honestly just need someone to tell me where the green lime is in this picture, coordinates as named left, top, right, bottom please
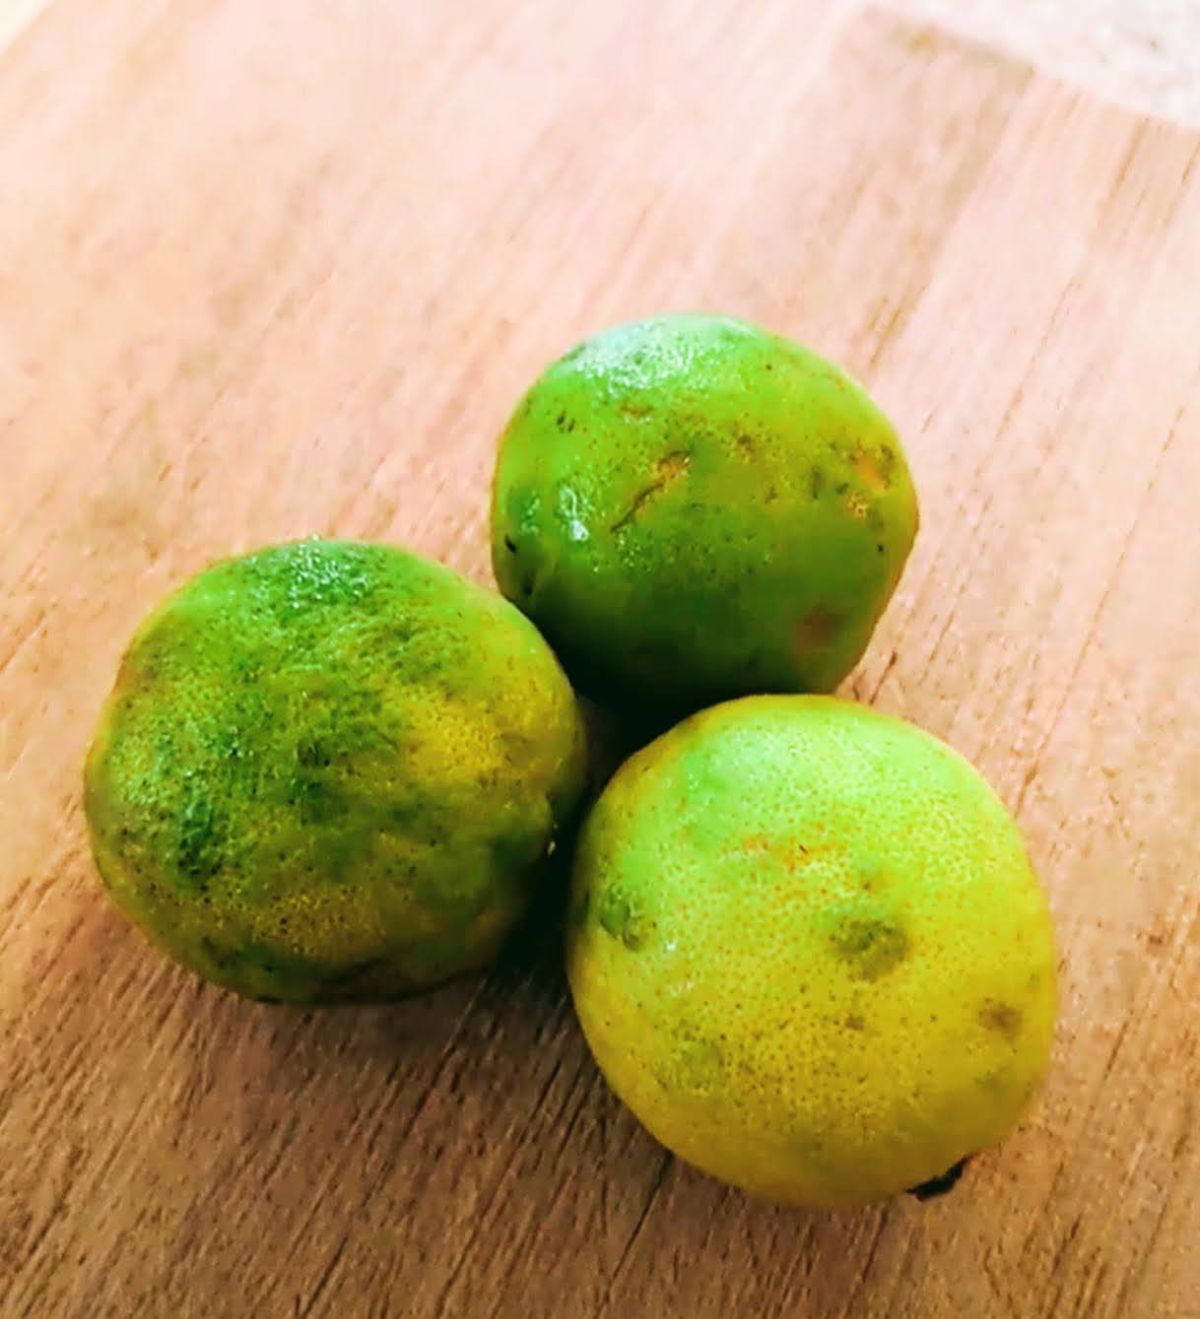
left=85, top=539, right=586, bottom=1002
left=492, top=313, right=918, bottom=713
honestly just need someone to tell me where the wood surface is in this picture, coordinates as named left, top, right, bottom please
left=2, top=3, right=1199, bottom=1316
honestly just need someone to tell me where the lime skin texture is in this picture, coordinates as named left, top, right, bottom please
left=567, top=695, right=1057, bottom=1209
left=84, top=539, right=587, bottom=1003
left=491, top=313, right=919, bottom=714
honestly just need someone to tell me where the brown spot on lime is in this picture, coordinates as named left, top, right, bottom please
left=610, top=450, right=691, bottom=534
left=852, top=446, right=892, bottom=490
left=736, top=434, right=756, bottom=458
left=978, top=999, right=1024, bottom=1039
left=809, top=466, right=825, bottom=499
left=656, top=449, right=691, bottom=483
left=829, top=917, right=909, bottom=980
left=845, top=493, right=870, bottom=520
left=844, top=1014, right=865, bottom=1031
left=503, top=535, right=517, bottom=554
left=795, top=606, right=838, bottom=652
left=620, top=398, right=652, bottom=419
left=780, top=839, right=812, bottom=870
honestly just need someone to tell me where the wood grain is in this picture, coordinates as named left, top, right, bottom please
left=2, top=3, right=1198, bottom=1316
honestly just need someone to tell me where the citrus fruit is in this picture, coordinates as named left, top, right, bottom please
left=491, top=313, right=918, bottom=713
left=84, top=539, right=586, bottom=1002
left=566, top=695, right=1057, bottom=1207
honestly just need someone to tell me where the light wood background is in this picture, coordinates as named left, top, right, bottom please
left=2, top=3, right=1199, bottom=1316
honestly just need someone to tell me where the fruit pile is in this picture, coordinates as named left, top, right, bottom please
left=84, top=313, right=1057, bottom=1209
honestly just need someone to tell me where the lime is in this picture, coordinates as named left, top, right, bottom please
left=85, top=539, right=586, bottom=1002
left=492, top=313, right=918, bottom=713
left=567, top=695, right=1057, bottom=1207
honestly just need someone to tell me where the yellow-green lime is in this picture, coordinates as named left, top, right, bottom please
left=85, top=539, right=586, bottom=1003
left=567, top=695, right=1057, bottom=1207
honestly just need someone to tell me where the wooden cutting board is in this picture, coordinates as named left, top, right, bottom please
left=2, top=3, right=1198, bottom=1315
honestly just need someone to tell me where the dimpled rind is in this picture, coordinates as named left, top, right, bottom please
left=566, top=696, right=1058, bottom=1208
left=491, top=313, right=919, bottom=712
left=84, top=539, right=587, bottom=1003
